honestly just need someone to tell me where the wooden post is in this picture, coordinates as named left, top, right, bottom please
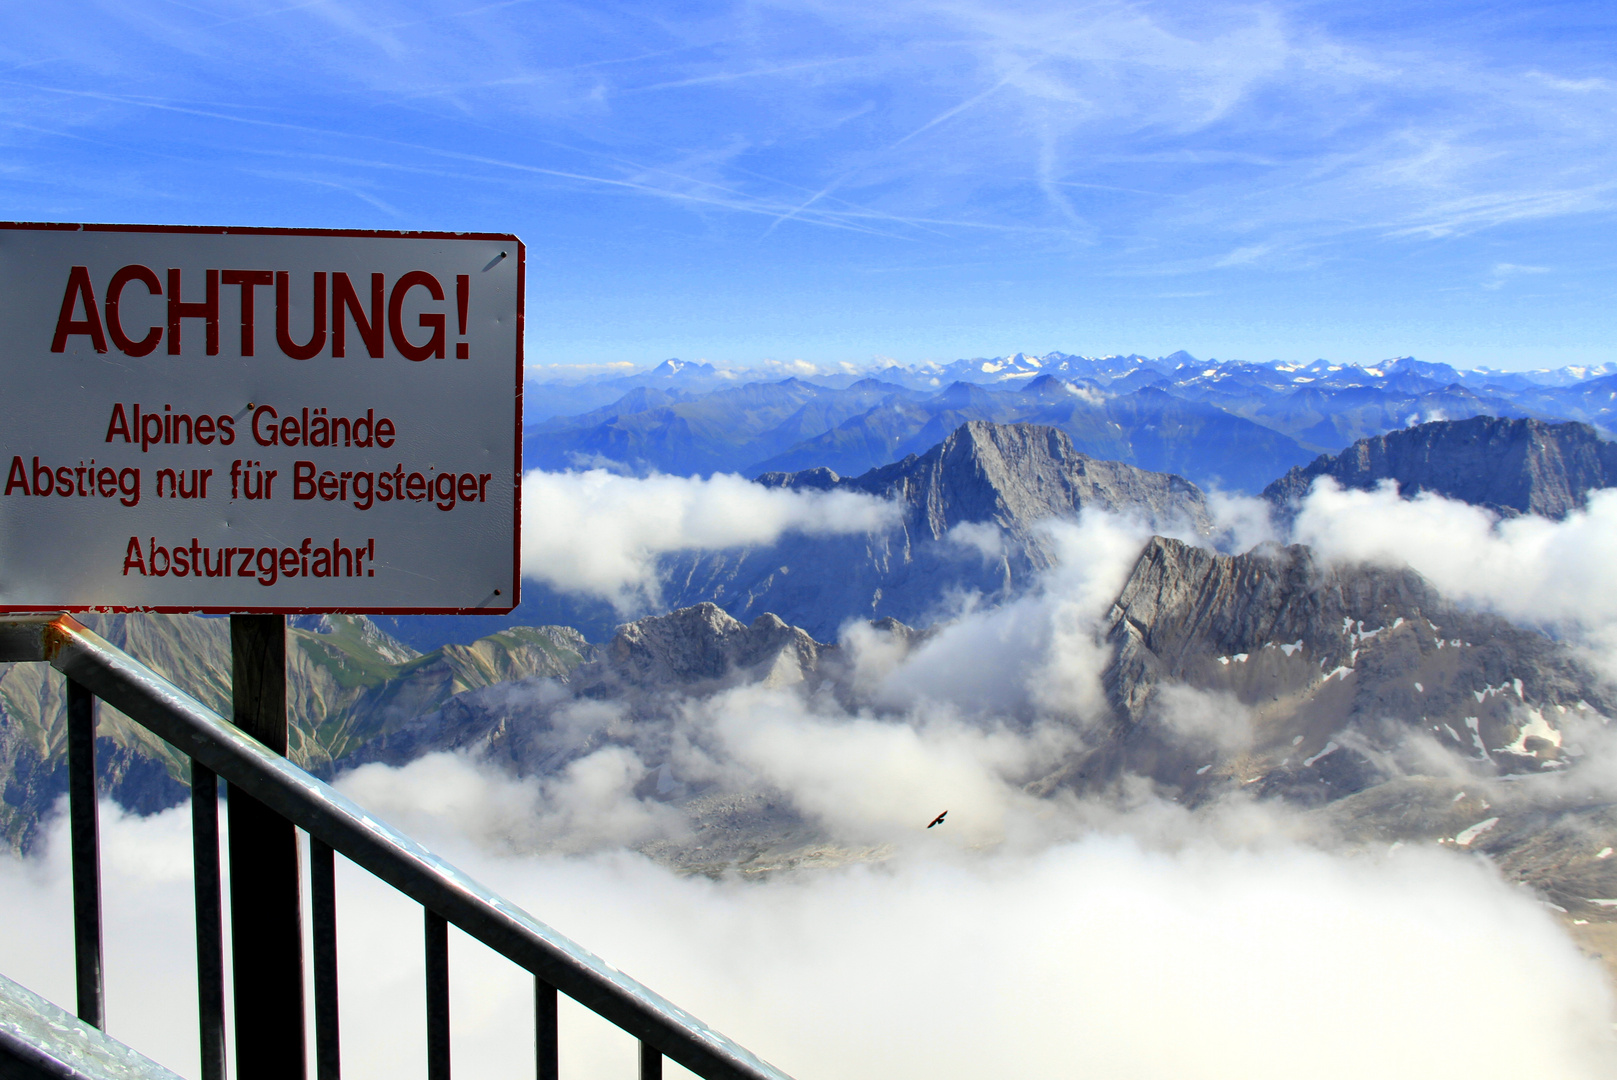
left=227, top=614, right=306, bottom=1080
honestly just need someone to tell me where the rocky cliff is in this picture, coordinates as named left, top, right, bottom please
left=1078, top=534, right=1617, bottom=930
left=1086, top=536, right=1611, bottom=804
left=344, top=603, right=841, bottom=772
left=760, top=419, right=1213, bottom=538
left=584, top=604, right=828, bottom=694
left=653, top=421, right=1214, bottom=639
left=1262, top=415, right=1617, bottom=518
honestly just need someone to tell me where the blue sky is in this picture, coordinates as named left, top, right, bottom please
left=3, top=0, right=1614, bottom=370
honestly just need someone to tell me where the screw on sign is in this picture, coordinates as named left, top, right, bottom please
left=0, top=223, right=523, bottom=615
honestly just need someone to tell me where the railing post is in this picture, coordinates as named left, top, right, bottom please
left=66, top=678, right=104, bottom=1030
left=534, top=978, right=558, bottom=1080
left=226, top=614, right=306, bottom=1080
left=425, top=910, right=450, bottom=1080
left=191, top=762, right=227, bottom=1080
left=34, top=615, right=799, bottom=1080
left=311, top=838, right=341, bottom=1080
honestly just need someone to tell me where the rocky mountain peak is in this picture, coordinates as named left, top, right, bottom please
left=1263, top=415, right=1617, bottom=518
left=791, top=420, right=1214, bottom=542
left=1090, top=535, right=1609, bottom=807
left=584, top=603, right=829, bottom=692
left=288, top=613, right=420, bottom=664
left=677, top=422, right=1218, bottom=637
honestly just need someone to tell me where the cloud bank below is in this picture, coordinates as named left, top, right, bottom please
left=520, top=468, right=901, bottom=611
left=2, top=796, right=1613, bottom=1080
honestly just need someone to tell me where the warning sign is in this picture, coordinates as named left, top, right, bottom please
left=0, top=223, right=522, bottom=614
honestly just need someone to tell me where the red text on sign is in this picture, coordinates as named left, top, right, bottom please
left=51, top=267, right=471, bottom=361
left=121, top=536, right=377, bottom=586
left=6, top=457, right=140, bottom=506
left=292, top=462, right=491, bottom=511
left=105, top=404, right=236, bottom=451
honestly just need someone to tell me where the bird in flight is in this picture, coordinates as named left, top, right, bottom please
left=927, top=810, right=947, bottom=829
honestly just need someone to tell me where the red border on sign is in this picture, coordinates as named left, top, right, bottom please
left=0, top=221, right=525, bottom=618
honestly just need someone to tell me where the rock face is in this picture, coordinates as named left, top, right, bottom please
left=579, top=604, right=829, bottom=695
left=761, top=419, right=1212, bottom=536
left=656, top=421, right=1214, bottom=639
left=317, top=603, right=845, bottom=775
left=1088, top=536, right=1611, bottom=804
left=1262, top=415, right=1617, bottom=518
left=331, top=602, right=862, bottom=874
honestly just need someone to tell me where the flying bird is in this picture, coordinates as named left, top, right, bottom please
left=927, top=810, right=947, bottom=829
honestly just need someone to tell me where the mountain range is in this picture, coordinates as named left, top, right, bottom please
left=1264, top=415, right=1617, bottom=519
left=6, top=404, right=1617, bottom=970
left=524, top=353, right=1617, bottom=493
left=274, top=550, right=1617, bottom=927
left=393, top=412, right=1617, bottom=649
left=527, top=374, right=1318, bottom=493
left=527, top=352, right=1617, bottom=421
left=659, top=420, right=1212, bottom=640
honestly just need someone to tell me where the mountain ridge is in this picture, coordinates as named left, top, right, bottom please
left=654, top=420, right=1215, bottom=639
left=1263, top=415, right=1617, bottom=518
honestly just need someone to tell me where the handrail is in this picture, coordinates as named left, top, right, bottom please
left=0, top=970, right=184, bottom=1080
left=0, top=614, right=793, bottom=1080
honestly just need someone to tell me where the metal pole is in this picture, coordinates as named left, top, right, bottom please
left=311, top=838, right=341, bottom=1080
left=425, top=910, right=450, bottom=1080
left=227, top=614, right=306, bottom=1080
left=191, top=762, right=227, bottom=1080
left=534, top=978, right=558, bottom=1080
left=640, top=1042, right=663, bottom=1080
left=66, top=678, right=104, bottom=1030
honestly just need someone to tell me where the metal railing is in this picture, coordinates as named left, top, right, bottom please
left=0, top=614, right=794, bottom=1080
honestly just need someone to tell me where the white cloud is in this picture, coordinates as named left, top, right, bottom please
left=1291, top=480, right=1617, bottom=673
left=335, top=747, right=684, bottom=856
left=689, top=682, right=1068, bottom=848
left=1205, top=489, right=1280, bottom=552
left=1484, top=262, right=1551, bottom=289
left=1152, top=682, right=1257, bottom=752
left=521, top=469, right=902, bottom=611
left=15, top=468, right=1617, bottom=1080
left=870, top=512, right=1151, bottom=722
left=3, top=797, right=1613, bottom=1080
left=944, top=520, right=1007, bottom=562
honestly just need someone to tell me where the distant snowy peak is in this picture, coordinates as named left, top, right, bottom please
left=525, top=352, right=1617, bottom=440
left=648, top=358, right=717, bottom=378
left=1501, top=362, right=1617, bottom=387
left=534, top=353, right=1615, bottom=394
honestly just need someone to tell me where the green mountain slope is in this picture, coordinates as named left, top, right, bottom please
left=0, top=614, right=589, bottom=851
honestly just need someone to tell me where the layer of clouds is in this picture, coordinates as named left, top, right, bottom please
left=2, top=795, right=1613, bottom=1080
left=683, top=684, right=1069, bottom=849
left=877, top=512, right=1152, bottom=721
left=339, top=742, right=685, bottom=857
left=1292, top=480, right=1617, bottom=675
left=420, top=511, right=1156, bottom=863
left=9, top=479, right=1617, bottom=1079
left=521, top=469, right=901, bottom=611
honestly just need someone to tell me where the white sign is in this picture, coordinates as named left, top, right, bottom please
left=0, top=223, right=522, bottom=614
